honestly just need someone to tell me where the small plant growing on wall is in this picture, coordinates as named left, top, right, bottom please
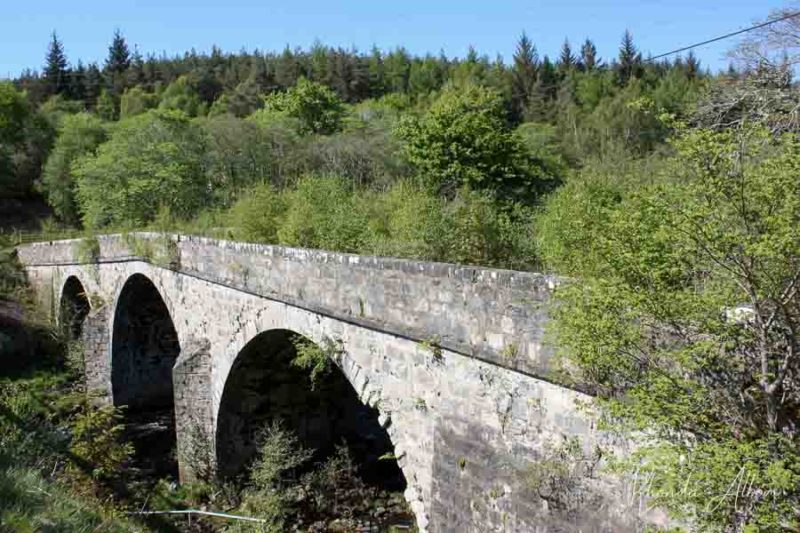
left=525, top=436, right=602, bottom=512
left=74, top=235, right=100, bottom=264
left=123, top=232, right=154, bottom=261
left=291, top=335, right=343, bottom=387
left=414, top=397, right=428, bottom=411
left=501, top=343, right=519, bottom=365
left=419, top=335, right=443, bottom=365
left=153, top=234, right=181, bottom=270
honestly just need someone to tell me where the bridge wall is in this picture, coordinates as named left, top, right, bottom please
left=17, top=235, right=645, bottom=532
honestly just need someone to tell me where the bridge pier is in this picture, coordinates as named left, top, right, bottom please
left=82, top=304, right=113, bottom=401
left=172, top=337, right=215, bottom=482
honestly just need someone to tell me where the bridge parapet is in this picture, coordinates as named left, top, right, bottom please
left=18, top=233, right=562, bottom=380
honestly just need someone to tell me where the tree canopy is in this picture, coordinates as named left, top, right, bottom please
left=74, top=110, right=209, bottom=227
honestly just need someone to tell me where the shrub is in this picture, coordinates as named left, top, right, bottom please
left=119, top=86, right=158, bottom=119
left=277, top=174, right=369, bottom=252
left=396, top=83, right=546, bottom=200
left=442, top=188, right=537, bottom=269
left=262, top=77, right=344, bottom=135
left=41, top=113, right=107, bottom=225
left=364, top=180, right=448, bottom=260
left=226, top=182, right=287, bottom=243
left=541, top=126, right=800, bottom=530
left=74, top=109, right=211, bottom=228
left=305, top=123, right=410, bottom=189
left=158, top=75, right=204, bottom=117
left=67, top=402, right=133, bottom=482
left=237, top=422, right=313, bottom=531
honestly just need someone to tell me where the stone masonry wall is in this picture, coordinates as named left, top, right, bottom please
left=173, top=337, right=214, bottom=483
left=17, top=233, right=561, bottom=380
left=82, top=304, right=112, bottom=400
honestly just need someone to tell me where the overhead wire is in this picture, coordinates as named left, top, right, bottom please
left=645, top=10, right=800, bottom=62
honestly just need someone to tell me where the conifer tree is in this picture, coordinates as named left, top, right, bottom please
left=367, top=46, right=387, bottom=96
left=69, top=60, right=87, bottom=102
left=105, top=29, right=131, bottom=75
left=617, top=29, right=641, bottom=85
left=126, top=47, right=145, bottom=87
left=44, top=31, right=69, bottom=96
left=384, top=47, right=411, bottom=93
left=511, top=32, right=539, bottom=122
left=558, top=38, right=576, bottom=71
left=580, top=39, right=598, bottom=70
left=275, top=46, right=301, bottom=89
left=84, top=63, right=102, bottom=109
left=686, top=50, right=700, bottom=80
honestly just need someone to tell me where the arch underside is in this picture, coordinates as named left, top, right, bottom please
left=216, top=328, right=406, bottom=492
left=59, top=275, right=90, bottom=340
left=111, top=273, right=180, bottom=477
left=111, top=273, right=180, bottom=410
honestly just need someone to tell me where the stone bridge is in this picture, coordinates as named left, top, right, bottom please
left=17, top=233, right=640, bottom=532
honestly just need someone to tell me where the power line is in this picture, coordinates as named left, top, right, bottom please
left=646, top=10, right=800, bottom=62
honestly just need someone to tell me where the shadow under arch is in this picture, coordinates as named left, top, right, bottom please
left=111, top=272, right=180, bottom=477
left=59, top=276, right=90, bottom=340
left=216, top=328, right=406, bottom=492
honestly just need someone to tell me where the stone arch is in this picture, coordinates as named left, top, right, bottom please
left=111, top=272, right=181, bottom=477
left=215, top=328, right=407, bottom=494
left=111, top=273, right=181, bottom=409
left=59, top=275, right=90, bottom=340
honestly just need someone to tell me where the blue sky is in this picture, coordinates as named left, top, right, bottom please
left=0, top=0, right=789, bottom=78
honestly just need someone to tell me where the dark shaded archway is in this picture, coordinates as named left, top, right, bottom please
left=216, top=329, right=406, bottom=493
left=59, top=276, right=90, bottom=340
left=112, top=273, right=180, bottom=477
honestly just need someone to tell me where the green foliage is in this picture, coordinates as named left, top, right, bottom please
left=396, top=83, right=551, bottom=200
left=0, top=355, right=137, bottom=530
left=0, top=82, right=30, bottom=145
left=67, top=402, right=133, bottom=482
left=0, top=244, right=27, bottom=302
left=291, top=336, right=339, bottom=386
left=74, top=234, right=100, bottom=263
left=41, top=112, right=107, bottom=224
left=0, top=459, right=136, bottom=532
left=540, top=126, right=800, bottom=530
left=225, top=176, right=538, bottom=269
left=277, top=174, right=369, bottom=252
left=204, top=112, right=302, bottom=202
left=119, top=86, right=158, bottom=119
left=248, top=422, right=313, bottom=490
left=74, top=109, right=210, bottom=228
left=307, top=125, right=410, bottom=189
left=0, top=82, right=36, bottom=197
left=365, top=180, right=448, bottom=260
left=226, top=182, right=287, bottom=243
left=262, top=77, right=344, bottom=135
left=95, top=89, right=117, bottom=121
left=237, top=422, right=313, bottom=531
left=159, top=75, right=204, bottom=117
left=441, top=188, right=537, bottom=269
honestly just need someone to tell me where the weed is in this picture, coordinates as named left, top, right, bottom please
left=419, top=335, right=443, bottom=365
left=291, top=335, right=342, bottom=388
left=74, top=235, right=100, bottom=264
